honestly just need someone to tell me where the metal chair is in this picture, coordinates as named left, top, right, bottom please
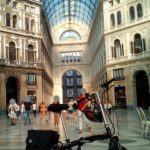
left=136, top=107, right=145, bottom=135
left=138, top=107, right=150, bottom=137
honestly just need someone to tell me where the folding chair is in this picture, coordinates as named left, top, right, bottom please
left=138, top=107, right=150, bottom=137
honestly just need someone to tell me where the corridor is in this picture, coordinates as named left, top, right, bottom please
left=0, top=109, right=149, bottom=150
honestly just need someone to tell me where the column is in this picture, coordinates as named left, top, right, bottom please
left=3, top=36, right=6, bottom=59
left=19, top=38, right=22, bottom=61
left=0, top=35, right=1, bottom=58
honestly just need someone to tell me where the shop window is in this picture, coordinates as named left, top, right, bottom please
left=113, top=68, right=124, bottom=79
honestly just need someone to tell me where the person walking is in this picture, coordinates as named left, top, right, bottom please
left=20, top=101, right=25, bottom=120
left=8, top=98, right=17, bottom=125
left=24, top=96, right=32, bottom=125
left=40, top=101, right=47, bottom=122
left=52, top=96, right=61, bottom=127
left=77, top=89, right=92, bottom=134
left=32, top=101, right=37, bottom=117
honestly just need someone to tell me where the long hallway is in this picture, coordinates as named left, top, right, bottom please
left=0, top=109, right=149, bottom=150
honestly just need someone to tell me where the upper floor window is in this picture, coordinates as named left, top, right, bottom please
left=25, top=18, right=29, bottom=31
left=137, top=3, right=143, bottom=18
left=13, top=1, right=17, bottom=8
left=117, top=11, right=121, bottom=25
left=27, top=44, right=35, bottom=62
left=27, top=73, right=36, bottom=85
left=31, top=19, right=35, bottom=32
left=109, top=0, right=113, bottom=6
left=60, top=51, right=82, bottom=63
left=131, top=34, right=146, bottom=54
left=112, top=39, right=124, bottom=58
left=66, top=70, right=73, bottom=76
left=129, top=6, right=135, bottom=20
left=9, top=42, right=16, bottom=60
left=134, top=34, right=142, bottom=54
left=60, top=30, right=81, bottom=42
left=6, top=13, right=11, bottom=27
left=67, top=78, right=73, bottom=86
left=116, top=0, right=120, bottom=3
left=113, top=68, right=124, bottom=80
left=6, top=0, right=11, bottom=5
left=13, top=15, right=17, bottom=28
left=67, top=89, right=74, bottom=97
left=77, top=78, right=82, bottom=86
left=110, top=13, right=115, bottom=26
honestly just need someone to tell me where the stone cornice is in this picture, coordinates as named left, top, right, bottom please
left=0, top=27, right=41, bottom=40
left=104, top=19, right=150, bottom=35
left=16, top=0, right=42, bottom=6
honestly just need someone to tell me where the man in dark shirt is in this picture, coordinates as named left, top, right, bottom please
left=24, top=96, right=32, bottom=125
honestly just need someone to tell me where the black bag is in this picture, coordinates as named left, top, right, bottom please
left=26, top=130, right=59, bottom=150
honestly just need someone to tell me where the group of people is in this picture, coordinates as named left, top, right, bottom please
left=7, top=96, right=49, bottom=126
left=7, top=96, right=35, bottom=125
left=7, top=90, right=113, bottom=135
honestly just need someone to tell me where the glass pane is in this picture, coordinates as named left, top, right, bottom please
left=43, top=0, right=98, bottom=30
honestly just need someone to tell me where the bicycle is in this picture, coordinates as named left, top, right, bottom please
left=55, top=92, right=127, bottom=150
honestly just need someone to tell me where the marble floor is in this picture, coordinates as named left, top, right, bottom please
left=0, top=108, right=150, bottom=150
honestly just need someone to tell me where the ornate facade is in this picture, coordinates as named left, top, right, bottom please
left=91, top=0, right=150, bottom=108
left=0, top=0, right=53, bottom=111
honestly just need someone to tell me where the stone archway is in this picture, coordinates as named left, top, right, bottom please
left=135, top=71, right=150, bottom=109
left=6, top=76, right=19, bottom=105
left=62, top=69, right=83, bottom=103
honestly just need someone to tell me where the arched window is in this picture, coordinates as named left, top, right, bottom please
left=114, top=39, right=121, bottom=58
left=110, top=14, right=115, bottom=26
left=13, top=15, right=17, bottom=28
left=31, top=19, right=35, bottom=32
left=116, top=0, right=120, bottom=3
left=137, top=3, right=143, bottom=18
left=6, top=0, right=11, bottom=5
left=134, top=34, right=142, bottom=54
left=6, top=13, right=11, bottom=27
left=117, top=11, right=122, bottom=25
left=9, top=42, right=16, bottom=60
left=25, top=18, right=29, bottom=31
left=28, top=45, right=35, bottom=62
left=60, top=30, right=81, bottom=41
left=129, top=6, right=135, bottom=20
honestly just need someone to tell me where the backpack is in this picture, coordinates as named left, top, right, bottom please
left=26, top=130, right=59, bottom=150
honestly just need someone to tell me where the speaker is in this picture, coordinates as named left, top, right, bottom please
left=26, top=130, right=59, bottom=150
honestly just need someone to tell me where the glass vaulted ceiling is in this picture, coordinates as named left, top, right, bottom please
left=43, top=0, right=98, bottom=43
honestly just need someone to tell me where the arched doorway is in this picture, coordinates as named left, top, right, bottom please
left=135, top=71, right=150, bottom=109
left=62, top=69, right=83, bottom=103
left=6, top=77, right=18, bottom=105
